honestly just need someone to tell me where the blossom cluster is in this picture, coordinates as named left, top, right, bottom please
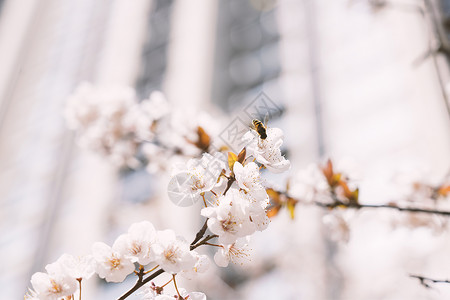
left=26, top=221, right=208, bottom=300
left=60, top=84, right=450, bottom=298
left=168, top=125, right=291, bottom=267
left=34, top=86, right=294, bottom=299
left=65, top=83, right=221, bottom=170
left=26, top=118, right=292, bottom=299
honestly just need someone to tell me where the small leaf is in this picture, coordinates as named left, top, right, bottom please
left=237, top=147, right=246, bottom=164
left=339, top=180, right=359, bottom=205
left=322, top=159, right=340, bottom=187
left=321, top=159, right=333, bottom=183
left=286, top=197, right=298, bottom=219
left=196, top=126, right=210, bottom=151
left=266, top=188, right=282, bottom=205
left=228, top=152, right=238, bottom=171
left=438, top=185, right=450, bottom=197
left=266, top=205, right=282, bottom=218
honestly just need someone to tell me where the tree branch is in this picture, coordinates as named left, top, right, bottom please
left=191, top=234, right=218, bottom=251
left=410, top=274, right=450, bottom=288
left=315, top=201, right=450, bottom=216
left=190, top=219, right=209, bottom=247
left=223, top=176, right=235, bottom=196
left=118, top=268, right=165, bottom=300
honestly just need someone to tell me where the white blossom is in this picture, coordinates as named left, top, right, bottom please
left=154, top=109, right=220, bottom=157
left=243, top=127, right=290, bottom=173
left=124, top=91, right=170, bottom=141
left=140, top=284, right=158, bottom=300
left=168, top=152, right=226, bottom=205
left=214, top=238, right=250, bottom=267
left=234, top=162, right=263, bottom=191
left=30, top=271, right=77, bottom=300
left=155, top=229, right=197, bottom=274
left=185, top=292, right=207, bottom=300
left=289, top=163, right=330, bottom=203
left=201, top=189, right=255, bottom=244
left=180, top=254, right=210, bottom=279
left=238, top=189, right=270, bottom=231
left=144, top=91, right=171, bottom=120
left=186, top=152, right=226, bottom=192
left=91, top=242, right=135, bottom=282
left=64, top=83, right=139, bottom=167
left=47, top=253, right=95, bottom=281
left=249, top=202, right=271, bottom=231
left=113, top=221, right=159, bottom=266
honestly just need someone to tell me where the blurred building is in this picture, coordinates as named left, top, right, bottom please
left=0, top=0, right=449, bottom=299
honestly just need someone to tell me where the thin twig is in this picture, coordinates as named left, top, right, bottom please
left=190, top=219, right=209, bottom=246
left=410, top=274, right=450, bottom=288
left=172, top=274, right=184, bottom=299
left=223, top=176, right=235, bottom=196
left=117, top=268, right=164, bottom=300
left=77, top=279, right=82, bottom=300
left=315, top=201, right=450, bottom=216
left=191, top=234, right=219, bottom=251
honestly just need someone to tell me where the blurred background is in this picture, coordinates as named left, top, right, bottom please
left=0, top=0, right=450, bottom=299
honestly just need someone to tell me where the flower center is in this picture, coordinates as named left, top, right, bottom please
left=130, top=242, right=142, bottom=255
left=164, top=247, right=177, bottom=263
left=191, top=175, right=205, bottom=191
left=49, top=279, right=62, bottom=294
left=109, top=256, right=121, bottom=269
left=221, top=215, right=237, bottom=233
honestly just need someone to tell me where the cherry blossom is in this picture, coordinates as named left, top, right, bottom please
left=201, top=189, right=256, bottom=244
left=113, top=221, right=159, bottom=266
left=289, top=163, right=330, bottom=204
left=154, top=229, right=197, bottom=274
left=64, top=82, right=139, bottom=167
left=248, top=202, right=271, bottom=231
left=47, top=253, right=95, bottom=281
left=169, top=152, right=226, bottom=204
left=233, top=162, right=263, bottom=191
left=180, top=254, right=210, bottom=279
left=242, top=127, right=290, bottom=173
left=214, top=238, right=251, bottom=268
left=91, top=242, right=135, bottom=283
left=124, top=91, right=170, bottom=141
left=30, top=270, right=77, bottom=300
left=42, top=86, right=301, bottom=298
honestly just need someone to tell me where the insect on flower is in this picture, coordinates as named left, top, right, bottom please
left=251, top=115, right=269, bottom=140
left=251, top=119, right=267, bottom=139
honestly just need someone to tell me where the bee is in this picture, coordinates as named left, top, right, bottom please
left=252, top=118, right=267, bottom=139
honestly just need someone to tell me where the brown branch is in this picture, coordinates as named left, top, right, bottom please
left=223, top=176, right=235, bottom=196
left=410, top=274, right=450, bottom=288
left=315, top=201, right=450, bottom=216
left=118, top=268, right=165, bottom=300
left=190, top=219, right=209, bottom=246
left=191, top=234, right=218, bottom=251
